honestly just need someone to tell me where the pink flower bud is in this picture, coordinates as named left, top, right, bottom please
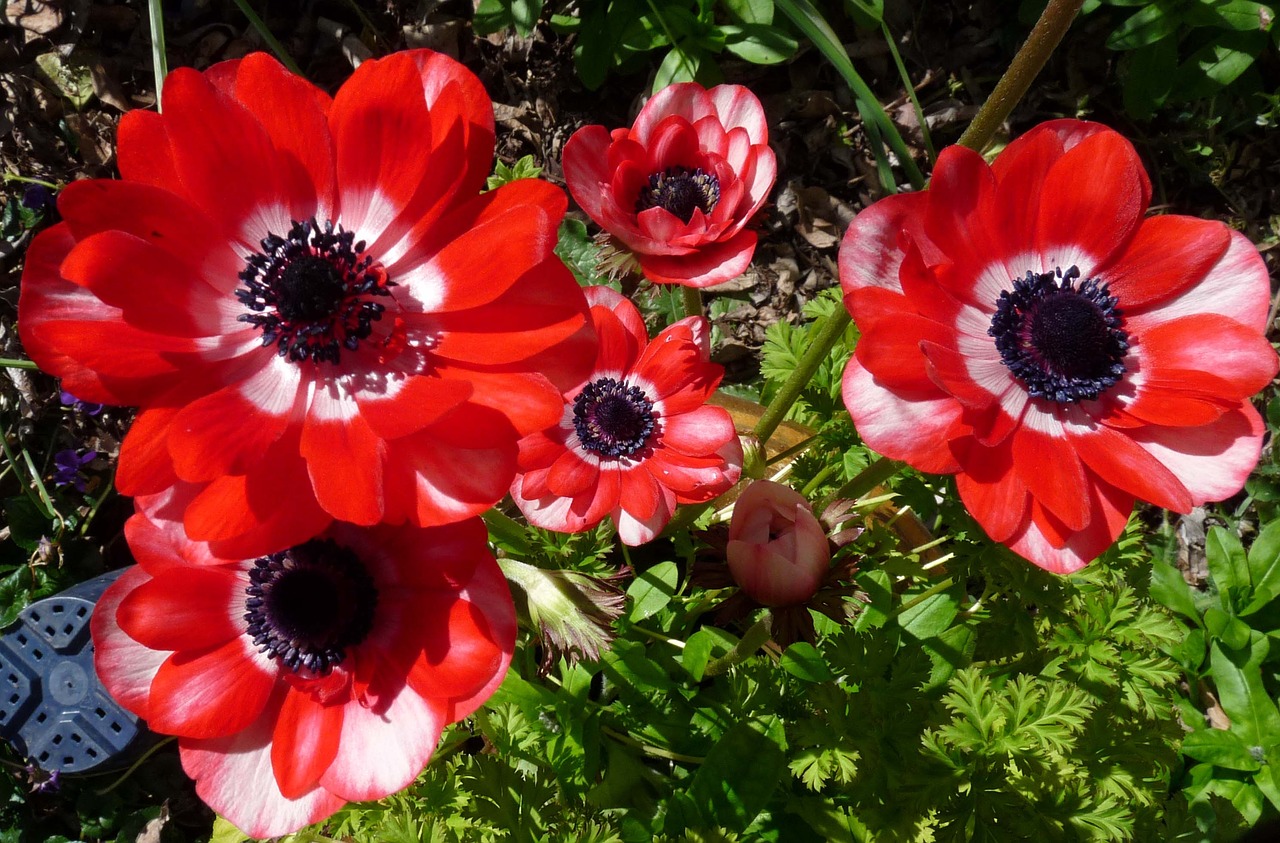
left=726, top=480, right=831, bottom=607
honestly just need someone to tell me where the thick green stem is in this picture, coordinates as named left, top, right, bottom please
left=703, top=615, right=772, bottom=677
left=0, top=358, right=37, bottom=370
left=753, top=309, right=850, bottom=447
left=821, top=455, right=902, bottom=511
left=681, top=285, right=704, bottom=320
left=956, top=0, right=1085, bottom=153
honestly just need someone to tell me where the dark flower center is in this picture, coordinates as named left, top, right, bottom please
left=988, top=265, right=1130, bottom=403
left=573, top=377, right=656, bottom=458
left=236, top=218, right=394, bottom=365
left=636, top=166, right=721, bottom=223
left=244, top=539, right=378, bottom=675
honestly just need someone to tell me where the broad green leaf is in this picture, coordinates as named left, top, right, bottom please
left=573, top=4, right=611, bottom=89
left=690, top=716, right=786, bottom=831
left=1185, top=0, right=1276, bottom=30
left=3, top=496, right=48, bottom=552
left=627, top=561, right=679, bottom=621
left=1181, top=729, right=1263, bottom=771
left=1205, top=606, right=1252, bottom=650
left=210, top=816, right=252, bottom=843
left=1243, top=518, right=1280, bottom=614
left=1175, top=36, right=1261, bottom=97
left=921, top=624, right=976, bottom=692
left=781, top=642, right=835, bottom=683
left=854, top=569, right=892, bottom=630
left=1121, top=36, right=1178, bottom=117
left=1209, top=638, right=1280, bottom=748
left=682, top=628, right=718, bottom=681
left=1207, top=526, right=1250, bottom=610
left=34, top=52, right=95, bottom=109
left=722, top=0, right=773, bottom=25
left=555, top=218, right=606, bottom=286
left=1107, top=2, right=1186, bottom=50
left=653, top=45, right=703, bottom=92
left=1150, top=560, right=1203, bottom=624
left=898, top=591, right=958, bottom=640
left=603, top=639, right=676, bottom=691
left=723, top=24, right=799, bottom=64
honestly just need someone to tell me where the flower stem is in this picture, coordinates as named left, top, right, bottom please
left=601, top=725, right=704, bottom=764
left=483, top=507, right=532, bottom=556
left=681, top=285, right=704, bottom=320
left=821, top=455, right=903, bottom=511
left=1, top=174, right=59, bottom=190
left=753, top=308, right=851, bottom=447
left=702, top=615, right=772, bottom=677
left=0, top=358, right=37, bottom=370
left=956, top=0, right=1085, bottom=153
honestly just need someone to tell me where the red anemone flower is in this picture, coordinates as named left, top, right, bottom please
left=562, top=82, right=776, bottom=287
left=92, top=487, right=514, bottom=838
left=840, top=119, right=1277, bottom=574
left=19, top=50, right=594, bottom=558
left=510, top=286, right=742, bottom=544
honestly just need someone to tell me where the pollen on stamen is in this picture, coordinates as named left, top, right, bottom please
left=236, top=218, right=395, bottom=365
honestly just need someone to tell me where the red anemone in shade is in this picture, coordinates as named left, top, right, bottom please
left=92, top=486, right=515, bottom=838
left=19, top=50, right=594, bottom=558
left=840, top=119, right=1277, bottom=574
left=562, top=82, right=776, bottom=287
left=510, top=286, right=743, bottom=545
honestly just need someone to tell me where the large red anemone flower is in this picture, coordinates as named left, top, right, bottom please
left=510, top=286, right=743, bottom=544
left=92, top=488, right=514, bottom=838
left=19, top=50, right=594, bottom=558
left=562, top=82, right=776, bottom=287
left=839, top=119, right=1277, bottom=574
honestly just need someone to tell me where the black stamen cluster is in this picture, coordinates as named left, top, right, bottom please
left=636, top=167, right=721, bottom=223
left=573, top=377, right=657, bottom=458
left=243, top=539, right=378, bottom=675
left=236, top=218, right=394, bottom=365
left=989, top=265, right=1130, bottom=404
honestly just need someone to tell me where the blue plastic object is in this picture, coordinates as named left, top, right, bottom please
left=0, top=568, right=146, bottom=773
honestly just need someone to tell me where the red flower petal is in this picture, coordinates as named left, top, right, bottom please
left=1035, top=130, right=1150, bottom=271
left=636, top=228, right=757, bottom=287
left=1128, top=404, right=1266, bottom=505
left=91, top=566, right=168, bottom=721
left=953, top=439, right=1030, bottom=543
left=116, top=566, right=243, bottom=652
left=1067, top=421, right=1193, bottom=513
left=1008, top=477, right=1133, bottom=575
left=301, top=393, right=387, bottom=526
left=317, top=686, right=444, bottom=802
left=180, top=700, right=347, bottom=839
left=661, top=404, right=738, bottom=457
left=270, top=689, right=343, bottom=800
left=1098, top=215, right=1230, bottom=309
left=842, top=358, right=964, bottom=474
left=147, top=637, right=276, bottom=738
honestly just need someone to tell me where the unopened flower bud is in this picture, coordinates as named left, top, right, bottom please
left=726, top=480, right=830, bottom=607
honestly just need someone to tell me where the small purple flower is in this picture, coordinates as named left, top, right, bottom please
left=24, top=763, right=59, bottom=794
left=53, top=449, right=96, bottom=492
left=59, top=390, right=104, bottom=416
left=20, top=185, right=54, bottom=215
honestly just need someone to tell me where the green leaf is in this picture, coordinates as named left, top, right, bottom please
left=574, top=4, right=611, bottom=89
left=1243, top=518, right=1280, bottom=614
left=486, top=154, right=543, bottom=190
left=1107, top=2, right=1186, bottom=50
left=897, top=591, right=958, bottom=640
left=722, top=0, right=773, bottom=25
left=555, top=218, right=605, bottom=286
left=722, top=24, right=799, bottom=64
left=689, top=716, right=786, bottom=831
left=1174, top=33, right=1263, bottom=98
left=781, top=642, right=835, bottom=683
left=1205, top=606, right=1252, bottom=650
left=627, top=561, right=679, bottom=621
left=4, top=496, right=49, bottom=552
left=34, top=52, right=95, bottom=109
left=653, top=45, right=704, bottom=92
left=1209, top=639, right=1280, bottom=748
left=1150, top=559, right=1203, bottom=623
left=1121, top=36, right=1178, bottom=117
left=1185, top=0, right=1276, bottom=30
left=210, top=816, right=252, bottom=843
left=1207, top=526, right=1250, bottom=611
left=1181, top=729, right=1263, bottom=771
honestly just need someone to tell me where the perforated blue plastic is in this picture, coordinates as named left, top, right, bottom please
left=0, top=569, right=146, bottom=773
